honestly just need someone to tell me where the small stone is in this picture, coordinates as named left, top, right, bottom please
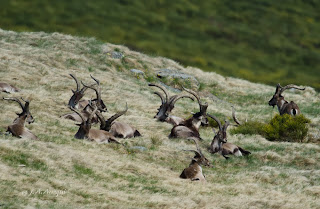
left=130, top=69, right=145, bottom=76
left=156, top=68, right=199, bottom=87
left=131, top=146, right=147, bottom=152
left=111, top=51, right=123, bottom=59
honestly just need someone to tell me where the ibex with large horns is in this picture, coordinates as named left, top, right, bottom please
left=70, top=103, right=119, bottom=144
left=68, top=74, right=107, bottom=111
left=169, top=112, right=203, bottom=141
left=95, top=103, right=141, bottom=138
left=268, top=83, right=305, bottom=116
left=207, top=114, right=250, bottom=159
left=183, top=87, right=209, bottom=126
left=3, top=97, right=38, bottom=140
left=0, top=82, right=20, bottom=94
left=62, top=75, right=106, bottom=123
left=180, top=139, right=212, bottom=181
left=148, top=83, right=194, bottom=125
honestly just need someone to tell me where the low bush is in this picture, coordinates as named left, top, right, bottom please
left=230, top=114, right=310, bottom=142
left=264, top=114, right=310, bottom=142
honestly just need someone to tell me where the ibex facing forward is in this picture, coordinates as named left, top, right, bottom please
left=3, top=97, right=37, bottom=140
left=268, top=83, right=305, bottom=116
left=180, top=139, right=212, bottom=181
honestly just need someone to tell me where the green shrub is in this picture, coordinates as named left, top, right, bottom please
left=230, top=121, right=265, bottom=136
left=264, top=114, right=310, bottom=142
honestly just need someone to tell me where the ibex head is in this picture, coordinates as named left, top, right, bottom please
left=81, top=76, right=107, bottom=112
left=68, top=74, right=89, bottom=108
left=183, top=87, right=209, bottom=126
left=3, top=97, right=34, bottom=124
left=184, top=139, right=212, bottom=167
left=149, top=83, right=194, bottom=121
left=207, top=114, right=230, bottom=153
left=268, top=83, right=305, bottom=108
left=70, top=102, right=98, bottom=139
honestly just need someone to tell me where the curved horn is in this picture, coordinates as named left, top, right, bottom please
left=183, top=149, right=201, bottom=156
left=279, top=84, right=305, bottom=95
left=170, top=95, right=194, bottom=106
left=153, top=92, right=165, bottom=104
left=106, top=102, right=128, bottom=126
left=81, top=81, right=101, bottom=102
left=87, top=102, right=98, bottom=126
left=231, top=106, right=241, bottom=126
left=70, top=106, right=85, bottom=123
left=192, top=138, right=203, bottom=156
left=3, top=97, right=24, bottom=111
left=222, top=120, right=230, bottom=133
left=90, top=74, right=100, bottom=85
left=20, top=97, right=30, bottom=113
left=148, top=83, right=169, bottom=102
left=95, top=109, right=106, bottom=130
left=70, top=74, right=80, bottom=91
left=207, top=113, right=222, bottom=131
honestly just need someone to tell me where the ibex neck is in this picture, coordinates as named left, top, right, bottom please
left=13, top=116, right=26, bottom=127
left=75, top=128, right=88, bottom=139
left=277, top=98, right=287, bottom=113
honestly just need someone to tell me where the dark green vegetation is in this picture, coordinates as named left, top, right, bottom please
left=231, top=114, right=311, bottom=142
left=1, top=0, right=319, bottom=90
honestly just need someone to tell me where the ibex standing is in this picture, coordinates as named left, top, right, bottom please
left=180, top=139, right=212, bottom=181
left=70, top=103, right=120, bottom=144
left=3, top=97, right=38, bottom=140
left=95, top=103, right=141, bottom=138
left=268, top=83, right=305, bottom=116
left=207, top=114, right=250, bottom=159
left=148, top=83, right=194, bottom=125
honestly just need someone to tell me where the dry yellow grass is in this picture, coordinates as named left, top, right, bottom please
left=0, top=28, right=319, bottom=209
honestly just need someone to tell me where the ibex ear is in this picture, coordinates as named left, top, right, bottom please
left=71, top=90, right=75, bottom=93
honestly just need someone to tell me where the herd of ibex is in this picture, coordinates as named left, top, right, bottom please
left=1, top=77, right=305, bottom=182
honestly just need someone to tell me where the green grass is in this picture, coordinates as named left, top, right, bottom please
left=0, top=0, right=319, bottom=90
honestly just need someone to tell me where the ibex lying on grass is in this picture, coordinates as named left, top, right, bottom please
left=3, top=97, right=38, bottom=140
left=95, top=103, right=141, bottom=138
left=169, top=112, right=203, bottom=140
left=268, top=83, right=305, bottom=116
left=180, top=139, right=212, bottom=181
left=62, top=75, right=106, bottom=123
left=183, top=87, right=209, bottom=126
left=207, top=114, right=250, bottom=159
left=0, top=82, right=20, bottom=93
left=70, top=103, right=119, bottom=144
left=149, top=83, right=194, bottom=125
left=68, top=74, right=107, bottom=111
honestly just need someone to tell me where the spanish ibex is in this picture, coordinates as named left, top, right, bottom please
left=268, top=83, right=305, bottom=116
left=62, top=75, right=106, bottom=123
left=207, top=114, right=250, bottom=159
left=183, top=87, right=209, bottom=126
left=0, top=82, right=20, bottom=93
left=180, top=139, right=212, bottom=181
left=148, top=83, right=194, bottom=125
left=95, top=103, right=141, bottom=138
left=3, top=97, right=38, bottom=140
left=68, top=74, right=107, bottom=111
left=169, top=112, right=203, bottom=140
left=70, top=103, right=119, bottom=144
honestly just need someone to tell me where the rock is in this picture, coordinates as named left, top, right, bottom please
left=130, top=69, right=145, bottom=76
left=156, top=68, right=199, bottom=87
left=131, top=146, right=147, bottom=152
left=107, top=51, right=123, bottom=59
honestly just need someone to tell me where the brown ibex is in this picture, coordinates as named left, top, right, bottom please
left=0, top=82, right=20, bottom=93
left=68, top=74, right=107, bottom=111
left=70, top=103, right=119, bottom=144
left=268, top=83, right=305, bottom=116
left=183, top=87, right=209, bottom=126
left=148, top=83, right=194, bottom=125
left=3, top=97, right=38, bottom=140
left=180, top=139, right=212, bottom=181
left=207, top=114, right=250, bottom=159
left=62, top=75, right=106, bottom=123
left=169, top=112, right=203, bottom=141
left=95, top=103, right=141, bottom=138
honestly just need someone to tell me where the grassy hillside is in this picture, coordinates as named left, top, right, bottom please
left=0, top=29, right=320, bottom=208
left=0, top=0, right=319, bottom=90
